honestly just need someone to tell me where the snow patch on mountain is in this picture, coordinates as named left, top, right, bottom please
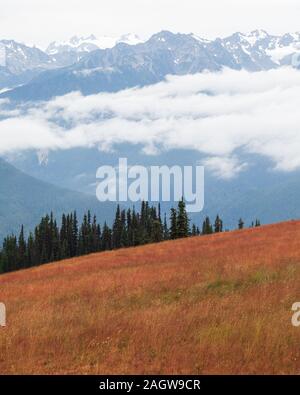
left=0, top=39, right=54, bottom=75
left=117, top=33, right=143, bottom=46
left=267, top=44, right=300, bottom=63
left=266, top=33, right=300, bottom=64
left=244, top=29, right=269, bottom=45
left=219, top=30, right=300, bottom=69
left=190, top=34, right=210, bottom=45
left=46, top=33, right=144, bottom=55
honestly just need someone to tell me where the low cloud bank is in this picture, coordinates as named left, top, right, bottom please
left=1, top=67, right=300, bottom=178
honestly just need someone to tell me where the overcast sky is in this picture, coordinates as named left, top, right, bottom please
left=1, top=0, right=300, bottom=49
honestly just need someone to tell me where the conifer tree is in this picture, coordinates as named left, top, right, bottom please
left=170, top=208, right=178, bottom=239
left=101, top=222, right=112, bottom=251
left=214, top=215, right=223, bottom=233
left=112, top=205, right=122, bottom=249
left=238, top=218, right=244, bottom=230
left=202, top=217, right=213, bottom=235
left=191, top=223, right=197, bottom=236
left=163, top=213, right=169, bottom=240
left=177, top=199, right=189, bottom=238
left=255, top=219, right=261, bottom=227
left=18, top=225, right=27, bottom=269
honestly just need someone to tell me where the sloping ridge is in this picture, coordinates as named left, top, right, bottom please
left=0, top=158, right=115, bottom=239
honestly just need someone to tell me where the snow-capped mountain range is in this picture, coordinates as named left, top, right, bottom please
left=1, top=30, right=300, bottom=101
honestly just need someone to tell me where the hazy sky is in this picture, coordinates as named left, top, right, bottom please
left=1, top=0, right=300, bottom=49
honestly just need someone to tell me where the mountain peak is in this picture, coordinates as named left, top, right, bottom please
left=151, top=30, right=178, bottom=40
left=117, top=33, right=143, bottom=46
left=249, top=29, right=269, bottom=39
left=190, top=34, right=211, bottom=44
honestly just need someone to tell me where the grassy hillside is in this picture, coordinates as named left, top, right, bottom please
left=1, top=221, right=300, bottom=374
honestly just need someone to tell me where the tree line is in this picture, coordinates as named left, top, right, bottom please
left=0, top=200, right=260, bottom=274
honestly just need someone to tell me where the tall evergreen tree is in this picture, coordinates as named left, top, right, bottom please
left=170, top=208, right=178, bottom=240
left=163, top=213, right=169, bottom=240
left=101, top=222, right=112, bottom=251
left=18, top=225, right=27, bottom=269
left=112, top=205, right=122, bottom=249
left=177, top=199, right=189, bottom=238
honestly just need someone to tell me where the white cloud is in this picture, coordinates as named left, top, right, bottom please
left=1, top=67, right=300, bottom=179
left=203, top=156, right=248, bottom=179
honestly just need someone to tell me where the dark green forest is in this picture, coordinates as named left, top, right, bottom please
left=0, top=200, right=261, bottom=274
